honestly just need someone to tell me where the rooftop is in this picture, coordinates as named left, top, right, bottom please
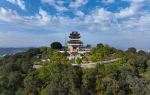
left=69, top=31, right=80, bottom=39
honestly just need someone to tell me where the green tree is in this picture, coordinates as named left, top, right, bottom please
left=51, top=42, right=62, bottom=50
left=76, top=57, right=82, bottom=64
left=24, top=71, right=42, bottom=95
left=41, top=65, right=82, bottom=95
left=0, top=75, right=8, bottom=92
left=82, top=69, right=96, bottom=95
left=20, top=62, right=32, bottom=73
left=8, top=71, right=23, bottom=90
left=96, top=43, right=104, bottom=48
left=138, top=50, right=146, bottom=55
left=127, top=47, right=137, bottom=54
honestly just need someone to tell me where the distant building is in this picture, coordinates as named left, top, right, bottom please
left=67, top=31, right=83, bottom=56
left=67, top=31, right=91, bottom=57
left=59, top=31, right=91, bottom=61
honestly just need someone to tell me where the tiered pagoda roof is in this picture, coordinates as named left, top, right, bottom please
left=69, top=31, right=80, bottom=39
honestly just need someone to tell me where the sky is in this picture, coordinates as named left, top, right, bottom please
left=0, top=0, right=150, bottom=50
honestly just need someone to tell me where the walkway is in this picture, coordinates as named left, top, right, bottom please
left=72, top=58, right=120, bottom=68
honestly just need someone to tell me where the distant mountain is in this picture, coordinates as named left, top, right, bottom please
left=0, top=48, right=29, bottom=57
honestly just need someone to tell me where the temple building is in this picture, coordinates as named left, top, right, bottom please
left=67, top=31, right=91, bottom=57
left=67, top=32, right=83, bottom=56
left=59, top=31, right=91, bottom=59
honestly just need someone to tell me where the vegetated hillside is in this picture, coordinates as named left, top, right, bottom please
left=0, top=48, right=29, bottom=56
left=0, top=44, right=150, bottom=95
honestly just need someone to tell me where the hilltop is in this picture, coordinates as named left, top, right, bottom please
left=0, top=43, right=150, bottom=95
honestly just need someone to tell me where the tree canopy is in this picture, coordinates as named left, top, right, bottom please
left=0, top=45, right=150, bottom=95
left=51, top=42, right=63, bottom=50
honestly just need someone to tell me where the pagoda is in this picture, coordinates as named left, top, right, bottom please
left=67, top=31, right=83, bottom=56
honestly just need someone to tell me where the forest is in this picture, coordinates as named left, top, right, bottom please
left=0, top=43, right=150, bottom=95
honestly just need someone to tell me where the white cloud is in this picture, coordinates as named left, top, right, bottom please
left=102, top=0, right=115, bottom=3
left=123, top=0, right=145, bottom=3
left=54, top=5, right=68, bottom=12
left=115, top=4, right=140, bottom=18
left=38, top=8, right=51, bottom=25
left=6, top=0, right=26, bottom=10
left=0, top=5, right=149, bottom=33
left=75, top=11, right=84, bottom=17
left=0, top=7, right=21, bottom=22
left=0, top=7, right=51, bottom=26
left=41, top=0, right=88, bottom=12
left=41, top=0, right=54, bottom=4
left=116, top=0, right=145, bottom=18
left=41, top=0, right=68, bottom=12
left=115, top=0, right=147, bottom=18
left=0, top=1, right=150, bottom=49
left=69, top=0, right=88, bottom=8
left=84, top=8, right=113, bottom=24
left=25, top=8, right=51, bottom=26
